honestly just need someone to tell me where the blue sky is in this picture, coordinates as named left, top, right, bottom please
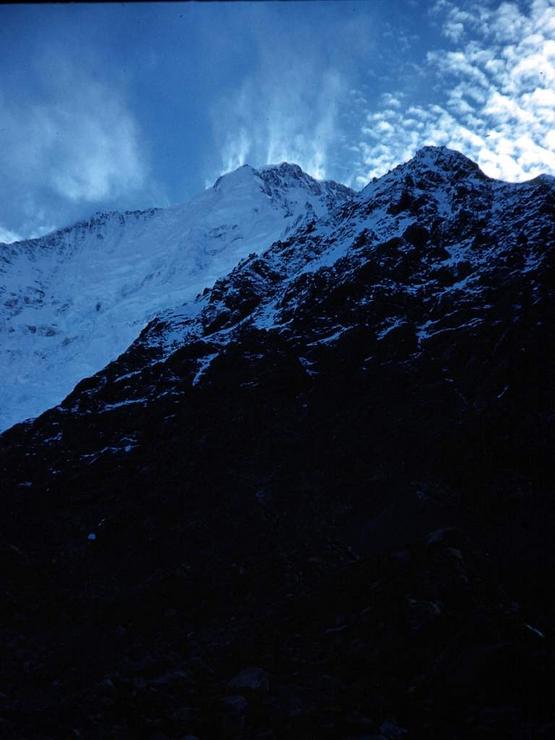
left=0, top=0, right=553, bottom=242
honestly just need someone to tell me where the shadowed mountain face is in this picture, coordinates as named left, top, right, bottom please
left=1, top=147, right=554, bottom=738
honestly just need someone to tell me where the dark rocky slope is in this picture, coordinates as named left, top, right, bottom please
left=1, top=147, right=554, bottom=738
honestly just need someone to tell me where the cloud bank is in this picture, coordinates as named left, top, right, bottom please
left=357, top=0, right=555, bottom=185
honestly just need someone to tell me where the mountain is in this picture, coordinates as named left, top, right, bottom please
left=0, top=163, right=351, bottom=431
left=1, top=146, right=554, bottom=738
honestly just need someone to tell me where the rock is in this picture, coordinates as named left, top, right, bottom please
left=343, top=711, right=375, bottom=731
left=407, top=598, right=442, bottom=631
left=171, top=707, right=195, bottom=725
left=403, top=222, right=429, bottom=248
left=227, top=667, right=269, bottom=693
left=379, top=720, right=408, bottom=738
left=221, top=695, right=249, bottom=739
left=426, top=527, right=458, bottom=546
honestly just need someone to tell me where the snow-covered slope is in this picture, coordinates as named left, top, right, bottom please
left=0, top=163, right=352, bottom=431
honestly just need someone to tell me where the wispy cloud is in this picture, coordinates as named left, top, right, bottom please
left=209, top=6, right=377, bottom=183
left=216, top=68, right=345, bottom=181
left=0, top=225, right=22, bottom=244
left=357, top=0, right=555, bottom=184
left=0, top=55, right=153, bottom=239
left=264, top=67, right=344, bottom=180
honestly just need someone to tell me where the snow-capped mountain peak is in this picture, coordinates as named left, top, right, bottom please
left=360, top=145, right=488, bottom=201
left=0, top=163, right=353, bottom=431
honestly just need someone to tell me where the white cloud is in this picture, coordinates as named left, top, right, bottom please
left=213, top=66, right=346, bottom=182
left=0, top=57, right=152, bottom=237
left=358, top=0, right=555, bottom=184
left=0, top=225, right=23, bottom=244
left=208, top=6, right=378, bottom=184
left=1, top=81, right=146, bottom=203
left=221, top=127, right=251, bottom=176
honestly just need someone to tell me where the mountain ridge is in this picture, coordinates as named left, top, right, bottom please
left=0, top=147, right=554, bottom=738
left=0, top=162, right=352, bottom=431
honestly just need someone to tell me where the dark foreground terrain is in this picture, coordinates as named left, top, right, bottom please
left=1, top=148, right=554, bottom=738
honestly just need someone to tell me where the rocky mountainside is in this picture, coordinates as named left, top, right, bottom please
left=0, top=163, right=350, bottom=432
left=1, top=146, right=554, bottom=738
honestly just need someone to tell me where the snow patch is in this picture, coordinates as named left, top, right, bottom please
left=192, top=353, right=219, bottom=387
